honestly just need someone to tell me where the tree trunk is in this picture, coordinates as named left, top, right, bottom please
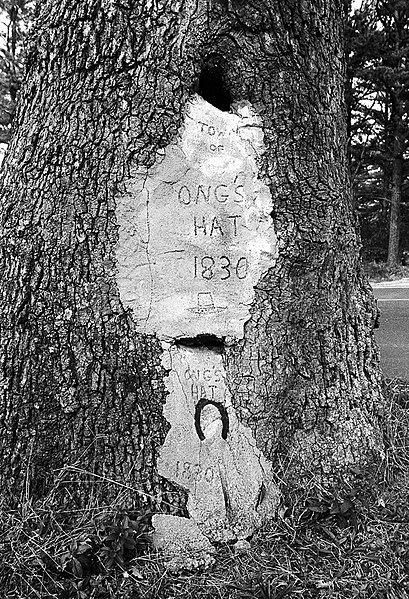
left=0, top=0, right=384, bottom=542
left=387, top=94, right=404, bottom=266
left=387, top=154, right=403, bottom=266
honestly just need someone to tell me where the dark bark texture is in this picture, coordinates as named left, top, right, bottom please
left=0, top=0, right=384, bottom=511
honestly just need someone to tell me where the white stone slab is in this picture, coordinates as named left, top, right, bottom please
left=152, top=514, right=215, bottom=571
left=158, top=345, right=280, bottom=542
left=115, top=97, right=280, bottom=549
left=116, top=96, right=277, bottom=340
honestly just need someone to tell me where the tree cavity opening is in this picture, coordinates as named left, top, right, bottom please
left=175, top=334, right=224, bottom=352
left=198, top=56, right=232, bottom=112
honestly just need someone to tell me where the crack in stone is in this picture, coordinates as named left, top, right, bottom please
left=144, top=186, right=154, bottom=330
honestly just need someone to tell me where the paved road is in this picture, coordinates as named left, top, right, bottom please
left=372, top=279, right=409, bottom=380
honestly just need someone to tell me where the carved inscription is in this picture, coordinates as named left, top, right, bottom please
left=174, top=460, right=215, bottom=484
left=116, top=95, right=277, bottom=339
left=158, top=345, right=280, bottom=542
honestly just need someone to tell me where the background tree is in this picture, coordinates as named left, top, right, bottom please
left=0, top=0, right=385, bottom=523
left=347, top=0, right=409, bottom=264
left=0, top=0, right=34, bottom=147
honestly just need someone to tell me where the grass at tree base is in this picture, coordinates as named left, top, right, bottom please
left=1, top=379, right=409, bottom=599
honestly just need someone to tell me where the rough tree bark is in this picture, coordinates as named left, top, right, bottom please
left=0, top=0, right=384, bottom=530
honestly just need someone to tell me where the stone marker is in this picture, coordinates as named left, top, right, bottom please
left=117, top=95, right=277, bottom=340
left=152, top=514, right=215, bottom=571
left=116, top=96, right=280, bottom=560
left=159, top=344, right=278, bottom=543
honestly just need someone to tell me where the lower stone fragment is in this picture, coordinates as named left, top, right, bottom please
left=152, top=514, right=216, bottom=571
left=158, top=344, right=280, bottom=543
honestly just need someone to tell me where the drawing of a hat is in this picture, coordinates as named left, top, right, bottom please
left=188, top=292, right=227, bottom=314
